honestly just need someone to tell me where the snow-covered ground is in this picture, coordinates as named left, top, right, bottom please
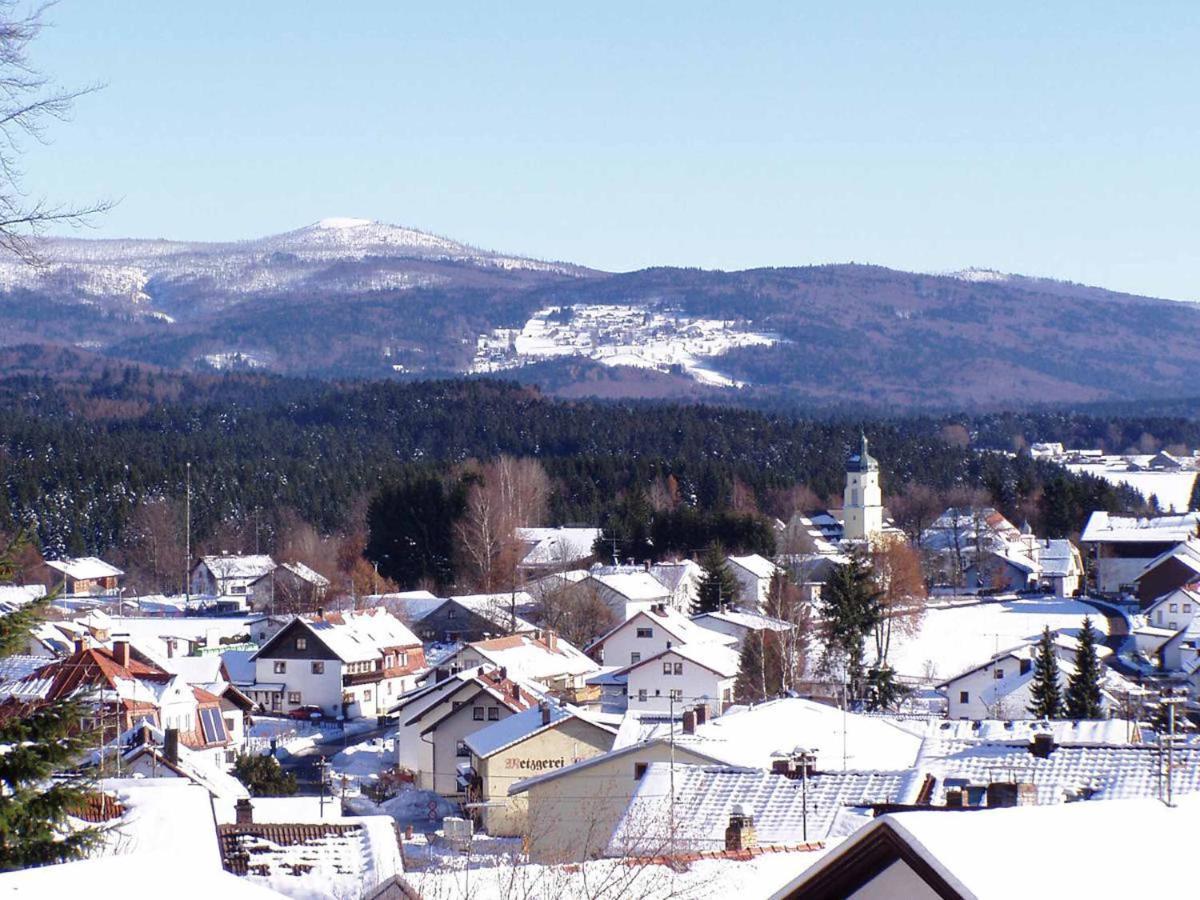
left=1064, top=463, right=1196, bottom=513
left=471, top=303, right=779, bottom=387
left=889, top=596, right=1110, bottom=683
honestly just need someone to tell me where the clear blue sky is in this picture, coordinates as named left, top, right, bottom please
left=23, top=2, right=1200, bottom=299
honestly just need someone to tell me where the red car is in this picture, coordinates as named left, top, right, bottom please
left=287, top=705, right=324, bottom=721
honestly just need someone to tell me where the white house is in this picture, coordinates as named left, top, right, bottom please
left=247, top=607, right=424, bottom=718
left=1081, top=511, right=1200, bottom=594
left=648, top=559, right=704, bottom=613
left=583, top=568, right=672, bottom=621
left=433, top=631, right=598, bottom=694
left=726, top=554, right=778, bottom=609
left=516, top=527, right=601, bottom=574
left=585, top=603, right=736, bottom=668
left=690, top=606, right=794, bottom=652
left=617, top=642, right=741, bottom=717
left=937, top=633, right=1131, bottom=720
left=190, top=554, right=276, bottom=599
left=1144, top=586, right=1200, bottom=635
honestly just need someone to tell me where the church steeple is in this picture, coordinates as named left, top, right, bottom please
left=848, top=433, right=878, bottom=474
left=844, top=433, right=883, bottom=542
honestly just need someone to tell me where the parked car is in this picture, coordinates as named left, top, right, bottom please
left=287, top=705, right=323, bottom=721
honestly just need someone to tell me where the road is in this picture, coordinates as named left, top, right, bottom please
left=276, top=722, right=394, bottom=795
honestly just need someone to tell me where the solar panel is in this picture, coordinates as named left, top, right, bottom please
left=200, top=707, right=226, bottom=744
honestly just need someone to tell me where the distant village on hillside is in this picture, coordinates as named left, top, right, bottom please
left=4, top=436, right=1200, bottom=898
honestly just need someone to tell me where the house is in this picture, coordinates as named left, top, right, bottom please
left=412, top=592, right=537, bottom=643
left=608, top=762, right=907, bottom=856
left=582, top=567, right=672, bottom=620
left=44, top=557, right=123, bottom=598
left=432, top=630, right=598, bottom=695
left=516, top=526, right=601, bottom=574
left=391, top=665, right=542, bottom=795
left=190, top=554, right=276, bottom=600
left=726, top=554, right=778, bottom=608
left=0, top=583, right=46, bottom=617
left=247, top=607, right=424, bottom=718
left=774, top=796, right=1198, bottom=900
left=511, top=698, right=922, bottom=863
left=690, top=607, right=794, bottom=652
left=108, top=724, right=249, bottom=801
left=1135, top=539, right=1200, bottom=606
left=618, top=642, right=741, bottom=717
left=463, top=700, right=617, bottom=836
left=217, top=797, right=406, bottom=898
left=585, top=603, right=737, bottom=667
left=648, top=559, right=704, bottom=612
left=1143, top=585, right=1200, bottom=636
left=246, top=560, right=330, bottom=611
left=1080, top=511, right=1200, bottom=594
left=159, top=653, right=255, bottom=747
left=936, top=632, right=1133, bottom=720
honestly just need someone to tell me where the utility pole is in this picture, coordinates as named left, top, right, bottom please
left=1161, top=689, right=1186, bottom=807
left=668, top=692, right=676, bottom=856
left=184, top=462, right=192, bottom=604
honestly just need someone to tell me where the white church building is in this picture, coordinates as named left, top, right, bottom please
left=843, top=435, right=884, bottom=543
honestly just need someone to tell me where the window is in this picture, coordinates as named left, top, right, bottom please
left=1184, top=604, right=1193, bottom=614
left=456, top=739, right=470, bottom=758
left=473, top=707, right=485, bottom=721
left=273, top=661, right=286, bottom=674
left=224, top=717, right=235, bottom=733
left=364, top=690, right=372, bottom=702
left=311, top=661, right=324, bottom=675
left=636, top=627, right=653, bottom=639
left=1020, top=659, right=1032, bottom=675
left=287, top=692, right=301, bottom=704
left=673, top=662, right=683, bottom=675
left=385, top=654, right=394, bottom=668
left=634, top=763, right=648, bottom=780
left=630, top=652, right=641, bottom=664
left=399, top=651, right=408, bottom=667
left=994, top=669, right=1004, bottom=680
left=1170, top=603, right=1179, bottom=613
left=488, top=706, right=500, bottom=721
left=448, top=608, right=457, bottom=619
left=654, top=689, right=661, bottom=696
left=1170, top=621, right=1179, bottom=630
left=670, top=688, right=683, bottom=702
left=637, top=689, right=648, bottom=702
left=959, top=691, right=969, bottom=704
left=296, top=637, right=308, bottom=650
left=663, top=662, right=672, bottom=675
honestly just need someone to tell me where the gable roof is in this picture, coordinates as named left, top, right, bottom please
left=692, top=607, right=794, bottom=634
left=1139, top=539, right=1200, bottom=580
left=585, top=604, right=736, bottom=654
left=517, top=527, right=601, bottom=566
left=279, top=561, right=330, bottom=587
left=45, top=557, right=123, bottom=580
left=466, top=631, right=598, bottom=680
left=613, top=641, right=741, bottom=679
left=587, top=570, right=671, bottom=602
left=253, top=607, right=420, bottom=664
left=728, top=553, right=778, bottom=580
left=1081, top=511, right=1200, bottom=544
left=464, top=702, right=616, bottom=759
left=198, top=554, right=276, bottom=580
left=430, top=593, right=537, bottom=632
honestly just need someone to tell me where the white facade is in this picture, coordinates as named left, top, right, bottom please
left=726, top=554, right=777, bottom=609
left=587, top=606, right=735, bottom=668
left=843, top=437, right=883, bottom=543
left=623, top=647, right=737, bottom=717
left=1146, top=587, right=1200, bottom=634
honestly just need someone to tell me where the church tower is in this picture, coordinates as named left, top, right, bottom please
left=843, top=434, right=883, bottom=542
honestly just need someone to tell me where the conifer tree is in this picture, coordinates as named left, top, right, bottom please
left=0, top=534, right=101, bottom=870
left=1027, top=626, right=1064, bottom=719
left=820, top=551, right=883, bottom=704
left=695, top=542, right=740, bottom=614
left=1065, top=616, right=1104, bottom=719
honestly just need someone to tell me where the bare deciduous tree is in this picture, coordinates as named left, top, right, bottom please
left=456, top=456, right=550, bottom=591
left=0, top=3, right=111, bottom=263
left=869, top=534, right=927, bottom=666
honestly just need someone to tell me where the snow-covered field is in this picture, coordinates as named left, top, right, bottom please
left=889, top=597, right=1109, bottom=682
left=471, top=303, right=778, bottom=387
left=1065, top=464, right=1196, bottom=513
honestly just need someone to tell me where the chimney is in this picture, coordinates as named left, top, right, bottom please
left=771, top=759, right=791, bottom=777
left=235, top=798, right=254, bottom=825
left=1030, top=732, right=1056, bottom=759
left=644, top=560, right=651, bottom=572
left=945, top=788, right=964, bottom=808
left=511, top=682, right=521, bottom=701
left=164, top=727, right=179, bottom=764
left=138, top=723, right=152, bottom=747
left=544, top=629, right=558, bottom=652
left=724, top=804, right=757, bottom=851
left=694, top=704, right=708, bottom=727
left=682, top=710, right=696, bottom=735
left=540, top=702, right=551, bottom=726
left=165, top=637, right=177, bottom=659
left=498, top=666, right=508, bottom=681
left=987, top=782, right=1038, bottom=808
left=73, top=636, right=87, bottom=654
left=316, top=606, right=324, bottom=620
left=113, top=634, right=130, bottom=668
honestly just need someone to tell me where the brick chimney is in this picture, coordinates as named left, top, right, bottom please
left=724, top=804, right=757, bottom=851
left=235, top=798, right=254, bottom=825
left=694, top=704, right=708, bottom=727
left=540, top=702, right=551, bottom=726
left=511, top=682, right=521, bottom=701
left=544, top=629, right=558, bottom=652
left=1030, top=732, right=1056, bottom=759
left=986, top=782, right=1038, bottom=808
left=945, top=788, right=964, bottom=808
left=113, top=634, right=130, bottom=668
left=682, top=710, right=696, bottom=735
left=74, top=634, right=90, bottom=654
left=164, top=727, right=179, bottom=764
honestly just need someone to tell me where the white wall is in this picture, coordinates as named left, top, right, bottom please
left=253, top=655, right=345, bottom=716
left=624, top=651, right=732, bottom=717
left=1096, top=556, right=1154, bottom=594
left=597, top=615, right=688, bottom=667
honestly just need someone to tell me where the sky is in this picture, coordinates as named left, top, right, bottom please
left=21, top=2, right=1200, bottom=299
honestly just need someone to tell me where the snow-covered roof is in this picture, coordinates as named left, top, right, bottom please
left=888, top=717, right=1140, bottom=746
left=692, top=607, right=794, bottom=634
left=468, top=632, right=599, bottom=681
left=609, top=763, right=909, bottom=854
left=218, top=814, right=402, bottom=898
left=0, top=853, right=281, bottom=898
left=1145, top=585, right=1200, bottom=616
left=159, top=654, right=225, bottom=686
left=368, top=590, right=445, bottom=623
left=0, top=584, right=46, bottom=617
left=198, top=554, right=276, bottom=580
left=45, top=557, right=124, bottom=580
left=588, top=570, right=671, bottom=602
left=1139, top=538, right=1200, bottom=580
left=221, top=649, right=256, bottom=685
left=587, top=604, right=737, bottom=654
left=727, top=553, right=777, bottom=580
left=464, top=702, right=616, bottom=759
left=1081, top=510, right=1200, bottom=544
left=651, top=642, right=741, bottom=678
left=783, top=795, right=1200, bottom=900
left=110, top=725, right=250, bottom=801
left=517, top=527, right=601, bottom=566
left=257, top=607, right=420, bottom=664
left=441, top=593, right=537, bottom=631
left=1036, top=539, right=1081, bottom=577
left=279, top=561, right=330, bottom=587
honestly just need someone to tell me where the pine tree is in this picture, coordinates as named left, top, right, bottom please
left=820, top=551, right=883, bottom=704
left=695, top=542, right=740, bottom=614
left=1065, top=616, right=1104, bottom=719
left=1027, top=626, right=1064, bottom=719
left=0, top=533, right=101, bottom=870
